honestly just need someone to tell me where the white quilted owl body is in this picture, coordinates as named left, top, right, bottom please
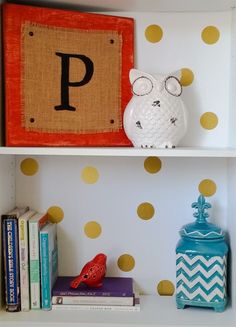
left=124, top=69, right=188, bottom=148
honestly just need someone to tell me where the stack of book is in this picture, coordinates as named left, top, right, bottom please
left=1, top=206, right=58, bottom=312
left=52, top=276, right=140, bottom=311
left=1, top=206, right=139, bottom=312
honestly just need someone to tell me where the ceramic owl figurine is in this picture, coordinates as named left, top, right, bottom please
left=123, top=69, right=188, bottom=148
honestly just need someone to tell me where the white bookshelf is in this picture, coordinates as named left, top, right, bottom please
left=18, top=0, right=236, bottom=13
left=0, top=296, right=235, bottom=327
left=2, top=147, right=236, bottom=157
left=1, top=0, right=236, bottom=326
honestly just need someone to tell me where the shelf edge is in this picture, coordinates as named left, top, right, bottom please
left=1, top=147, right=236, bottom=157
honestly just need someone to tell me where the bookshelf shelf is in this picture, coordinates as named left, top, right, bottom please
left=1, top=0, right=236, bottom=326
left=18, top=0, right=236, bottom=13
left=1, top=147, right=236, bottom=157
left=0, top=296, right=234, bottom=327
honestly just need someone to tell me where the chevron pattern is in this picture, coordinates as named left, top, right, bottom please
left=176, top=253, right=227, bottom=303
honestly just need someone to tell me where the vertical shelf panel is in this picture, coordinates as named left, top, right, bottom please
left=227, top=158, right=236, bottom=307
left=0, top=155, right=16, bottom=309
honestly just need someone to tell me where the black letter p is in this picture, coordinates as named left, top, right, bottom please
left=54, top=52, right=94, bottom=111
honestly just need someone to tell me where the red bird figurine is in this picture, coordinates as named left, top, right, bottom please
left=70, top=253, right=107, bottom=289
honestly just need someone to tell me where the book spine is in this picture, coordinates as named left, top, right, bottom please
left=40, top=232, right=51, bottom=310
left=53, top=289, right=132, bottom=297
left=19, top=217, right=30, bottom=311
left=29, top=221, right=41, bottom=309
left=2, top=218, right=20, bottom=312
left=52, top=303, right=140, bottom=312
left=52, top=295, right=134, bottom=306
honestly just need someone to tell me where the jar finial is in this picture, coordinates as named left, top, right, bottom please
left=191, top=194, right=211, bottom=224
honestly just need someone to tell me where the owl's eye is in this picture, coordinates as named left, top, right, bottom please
left=165, top=76, right=182, bottom=97
left=132, top=76, right=153, bottom=96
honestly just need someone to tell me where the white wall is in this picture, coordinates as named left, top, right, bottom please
left=16, top=155, right=228, bottom=295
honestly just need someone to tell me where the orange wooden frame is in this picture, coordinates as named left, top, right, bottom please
left=3, top=3, right=134, bottom=147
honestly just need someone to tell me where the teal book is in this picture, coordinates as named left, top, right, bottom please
left=40, top=222, right=58, bottom=310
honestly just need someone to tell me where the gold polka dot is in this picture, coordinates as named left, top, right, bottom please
left=117, top=254, right=135, bottom=272
left=137, top=202, right=155, bottom=220
left=145, top=24, right=163, bottom=43
left=180, top=68, right=194, bottom=87
left=144, top=157, right=162, bottom=174
left=20, top=158, right=38, bottom=176
left=81, top=166, right=99, bottom=184
left=201, top=26, right=220, bottom=45
left=157, top=280, right=175, bottom=296
left=200, top=112, right=218, bottom=130
left=198, top=179, right=217, bottom=197
left=84, top=221, right=102, bottom=239
left=47, top=206, right=64, bottom=223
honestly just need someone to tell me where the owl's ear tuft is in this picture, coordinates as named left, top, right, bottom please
left=130, top=69, right=154, bottom=96
left=129, top=69, right=153, bottom=84
left=169, top=70, right=182, bottom=81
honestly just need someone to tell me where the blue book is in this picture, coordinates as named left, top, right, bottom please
left=40, top=223, right=58, bottom=310
left=2, top=207, right=29, bottom=312
left=52, top=276, right=134, bottom=297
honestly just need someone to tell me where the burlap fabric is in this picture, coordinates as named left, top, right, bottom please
left=22, top=22, right=121, bottom=133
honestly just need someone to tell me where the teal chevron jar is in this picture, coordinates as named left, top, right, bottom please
left=176, top=195, right=228, bottom=312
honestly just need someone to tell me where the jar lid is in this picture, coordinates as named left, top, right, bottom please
left=179, top=195, right=224, bottom=239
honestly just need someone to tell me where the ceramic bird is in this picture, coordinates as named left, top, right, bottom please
left=123, top=69, right=188, bottom=148
left=70, top=253, right=107, bottom=289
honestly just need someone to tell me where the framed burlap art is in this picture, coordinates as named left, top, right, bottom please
left=3, top=3, right=134, bottom=146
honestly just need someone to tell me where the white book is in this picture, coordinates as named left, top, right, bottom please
left=52, top=297, right=140, bottom=312
left=28, top=212, right=48, bottom=309
left=18, top=209, right=36, bottom=311
left=52, top=294, right=134, bottom=306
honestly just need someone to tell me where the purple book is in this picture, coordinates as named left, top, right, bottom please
left=52, top=277, right=133, bottom=297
